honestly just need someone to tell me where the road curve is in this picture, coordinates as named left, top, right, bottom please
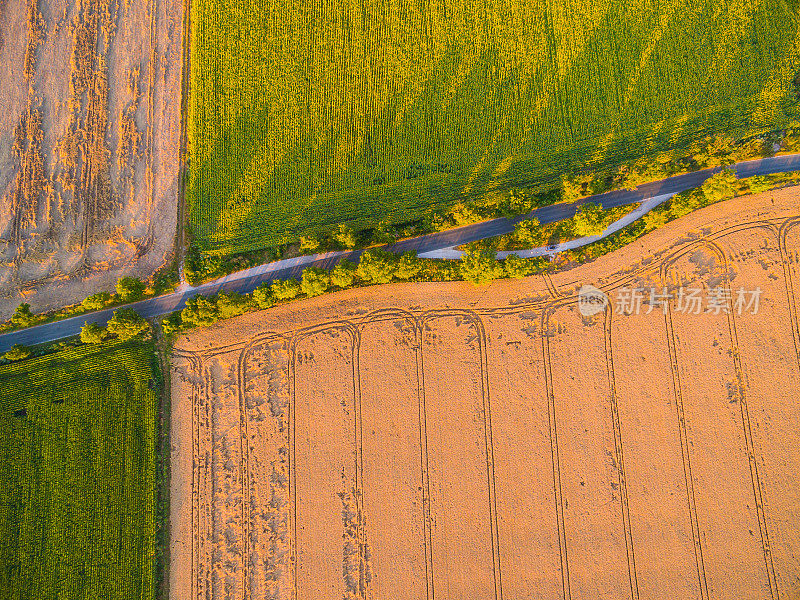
left=2, top=153, right=799, bottom=353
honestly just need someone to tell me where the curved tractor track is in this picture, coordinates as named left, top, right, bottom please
left=1, top=153, right=800, bottom=353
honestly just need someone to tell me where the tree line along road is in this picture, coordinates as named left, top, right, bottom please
left=1, top=153, right=799, bottom=353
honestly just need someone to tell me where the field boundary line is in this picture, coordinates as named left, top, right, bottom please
left=604, top=308, right=639, bottom=600
left=541, top=302, right=570, bottom=600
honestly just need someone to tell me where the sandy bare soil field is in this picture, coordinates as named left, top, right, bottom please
left=0, top=0, right=182, bottom=317
left=171, top=188, right=800, bottom=600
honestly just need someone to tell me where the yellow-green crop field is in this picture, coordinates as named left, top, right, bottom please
left=189, top=0, right=800, bottom=254
left=0, top=342, right=158, bottom=600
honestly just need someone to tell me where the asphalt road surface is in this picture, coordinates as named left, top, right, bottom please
left=2, top=153, right=799, bottom=353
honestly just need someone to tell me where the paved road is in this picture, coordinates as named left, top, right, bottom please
left=2, top=153, right=799, bottom=353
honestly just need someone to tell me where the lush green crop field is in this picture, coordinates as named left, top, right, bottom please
left=189, top=0, right=800, bottom=254
left=0, top=342, right=158, bottom=600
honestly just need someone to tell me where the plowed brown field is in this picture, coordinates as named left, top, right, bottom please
left=171, top=188, right=800, bottom=600
left=0, top=0, right=182, bottom=317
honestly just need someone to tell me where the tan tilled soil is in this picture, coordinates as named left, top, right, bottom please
left=0, top=0, right=181, bottom=318
left=171, top=188, right=800, bottom=600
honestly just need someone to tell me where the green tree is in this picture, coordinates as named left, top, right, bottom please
left=10, top=303, right=34, bottom=328
left=561, top=175, right=585, bottom=202
left=271, top=278, right=301, bottom=301
left=185, top=244, right=222, bottom=285
left=217, top=291, right=253, bottom=318
left=116, top=277, right=146, bottom=302
left=513, top=218, right=542, bottom=247
left=106, top=308, right=150, bottom=340
left=161, top=312, right=183, bottom=335
left=497, top=189, right=535, bottom=218
left=572, top=202, right=607, bottom=237
left=180, top=296, right=219, bottom=328
left=747, top=175, right=772, bottom=194
left=461, top=248, right=503, bottom=285
left=3, top=344, right=31, bottom=361
left=299, top=234, right=320, bottom=253
left=450, top=202, right=482, bottom=226
left=301, top=267, right=330, bottom=297
left=82, top=292, right=112, bottom=311
left=503, top=254, right=532, bottom=278
left=252, top=283, right=274, bottom=308
left=700, top=169, right=737, bottom=203
left=696, top=135, right=735, bottom=168
left=371, top=220, right=395, bottom=244
left=642, top=208, right=669, bottom=231
left=395, top=252, right=423, bottom=280
left=330, top=260, right=357, bottom=288
left=334, top=224, right=357, bottom=249
left=80, top=322, right=107, bottom=344
left=357, top=249, right=397, bottom=284
left=669, top=190, right=704, bottom=218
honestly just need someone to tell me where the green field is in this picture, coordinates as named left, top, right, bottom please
left=189, top=0, right=800, bottom=254
left=0, top=342, right=158, bottom=600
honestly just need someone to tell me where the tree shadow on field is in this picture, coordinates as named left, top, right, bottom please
left=189, top=0, right=800, bottom=255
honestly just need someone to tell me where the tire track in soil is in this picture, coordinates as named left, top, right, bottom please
left=237, top=334, right=290, bottom=600
left=662, top=240, right=774, bottom=599
left=713, top=237, right=778, bottom=600
left=779, top=218, right=800, bottom=370
left=186, top=354, right=211, bottom=600
left=610, top=293, right=702, bottom=600
left=172, top=351, right=207, bottom=600
left=660, top=291, right=711, bottom=600
left=714, top=231, right=779, bottom=599
left=206, top=350, right=248, bottom=600
left=356, top=310, right=427, bottom=600
left=721, top=225, right=800, bottom=598
left=288, top=322, right=362, bottom=600
left=487, top=309, right=563, bottom=599
left=540, top=304, right=571, bottom=600
left=543, top=298, right=631, bottom=599
left=603, top=308, right=639, bottom=600
left=419, top=310, right=502, bottom=600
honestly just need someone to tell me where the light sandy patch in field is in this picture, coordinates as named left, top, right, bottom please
left=0, top=0, right=181, bottom=318
left=172, top=188, right=800, bottom=600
